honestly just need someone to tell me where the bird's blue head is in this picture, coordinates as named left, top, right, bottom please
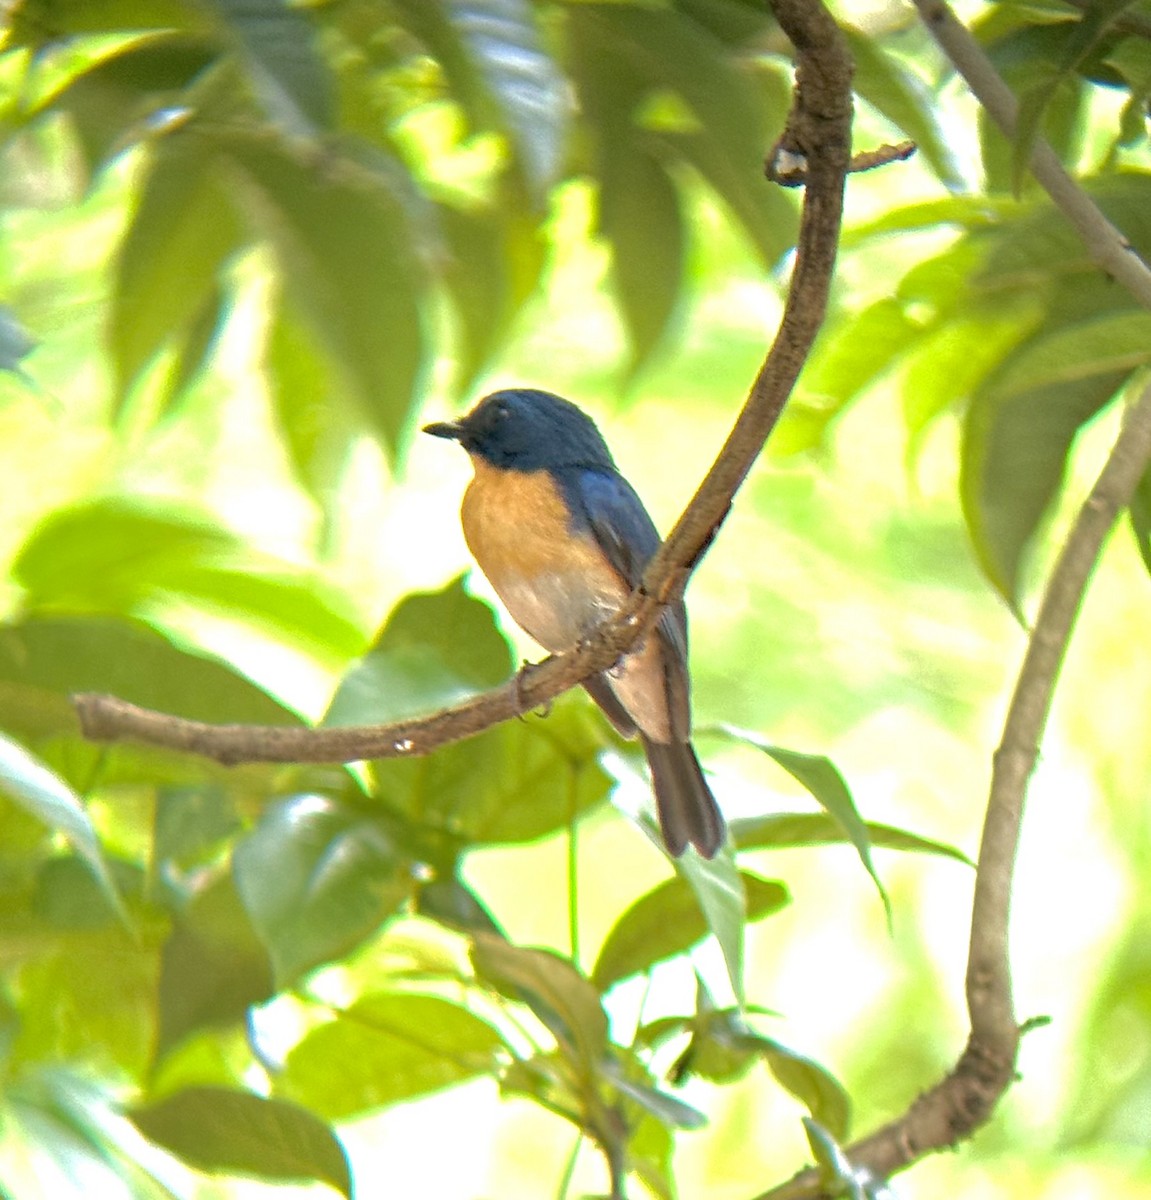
left=424, top=388, right=616, bottom=472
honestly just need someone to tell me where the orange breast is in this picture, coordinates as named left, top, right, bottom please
left=460, top=459, right=629, bottom=652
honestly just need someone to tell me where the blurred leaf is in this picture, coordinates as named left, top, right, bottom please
left=981, top=25, right=1088, bottom=192
left=325, top=578, right=512, bottom=728
left=1009, top=0, right=1137, bottom=189
left=415, top=874, right=504, bottom=936
left=0, top=614, right=297, bottom=753
left=233, top=793, right=411, bottom=986
left=592, top=871, right=788, bottom=990
left=280, top=993, right=504, bottom=1120
left=0, top=305, right=36, bottom=376
left=154, top=785, right=241, bottom=868
left=14, top=498, right=365, bottom=661
left=156, top=872, right=274, bottom=1060
left=1128, top=459, right=1151, bottom=577
left=471, top=933, right=607, bottom=1068
left=265, top=306, right=357, bottom=519
left=673, top=843, right=747, bottom=1002
left=0, top=733, right=119, bottom=907
left=203, top=0, right=336, bottom=135
left=720, top=729, right=891, bottom=921
left=627, top=1109, right=674, bottom=1200
left=12, top=925, right=159, bottom=1076
left=762, top=1038, right=851, bottom=1140
left=130, top=1086, right=351, bottom=1198
left=843, top=194, right=1020, bottom=244
left=159, top=283, right=227, bottom=414
left=223, top=131, right=430, bottom=458
left=32, top=854, right=140, bottom=929
left=962, top=312, right=1151, bottom=603
left=602, top=1059, right=706, bottom=1130
left=844, top=27, right=964, bottom=189
left=6, top=0, right=195, bottom=44
left=675, top=0, right=777, bottom=45
left=803, top=1117, right=862, bottom=1195
left=403, top=0, right=566, bottom=198
left=111, top=129, right=242, bottom=401
left=372, top=695, right=611, bottom=846
left=731, top=812, right=973, bottom=866
left=598, top=143, right=686, bottom=378
left=438, top=189, right=546, bottom=393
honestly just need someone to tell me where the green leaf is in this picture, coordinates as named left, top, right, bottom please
left=14, top=497, right=365, bottom=661
left=265, top=305, right=358, bottom=517
left=731, top=812, right=973, bottom=866
left=720, top=730, right=892, bottom=921
left=471, top=933, right=608, bottom=1068
left=672, top=844, right=748, bottom=1002
left=325, top=578, right=512, bottom=728
left=603, top=1061, right=706, bottom=1130
left=1128, top=461, right=1151, bottom=578
left=844, top=27, right=964, bottom=189
left=223, top=132, right=430, bottom=458
left=0, top=733, right=119, bottom=910
left=233, top=794, right=411, bottom=986
left=962, top=311, right=1151, bottom=603
left=592, top=871, right=788, bottom=990
left=203, top=0, right=336, bottom=135
left=438, top=189, right=546, bottom=393
left=373, top=695, right=611, bottom=846
left=111, top=129, right=242, bottom=400
left=155, top=785, right=242, bottom=869
left=130, top=1087, right=351, bottom=1198
left=762, top=1038, right=851, bottom=1140
left=0, top=616, right=297, bottom=748
left=156, top=872, right=274, bottom=1060
left=598, top=143, right=686, bottom=377
left=279, top=993, right=504, bottom=1120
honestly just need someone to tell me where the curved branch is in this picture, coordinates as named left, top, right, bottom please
left=73, top=0, right=855, bottom=767
left=758, top=2, right=1151, bottom=1195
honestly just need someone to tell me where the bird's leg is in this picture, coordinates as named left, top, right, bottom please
left=511, top=658, right=552, bottom=719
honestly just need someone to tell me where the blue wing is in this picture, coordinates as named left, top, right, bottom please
left=560, top=466, right=688, bottom=661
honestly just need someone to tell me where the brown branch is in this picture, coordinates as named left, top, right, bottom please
left=756, top=2, right=1151, bottom=1196
left=73, top=0, right=855, bottom=766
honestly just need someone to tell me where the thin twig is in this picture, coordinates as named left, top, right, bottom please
left=72, top=0, right=855, bottom=768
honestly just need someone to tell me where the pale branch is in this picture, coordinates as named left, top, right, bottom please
left=913, top=0, right=1151, bottom=312
left=73, top=0, right=855, bottom=766
left=756, top=2, right=1151, bottom=1195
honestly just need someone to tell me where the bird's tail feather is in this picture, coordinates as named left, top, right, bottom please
left=642, top=737, right=725, bottom=858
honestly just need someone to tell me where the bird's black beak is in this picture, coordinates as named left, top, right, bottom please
left=423, top=420, right=464, bottom=441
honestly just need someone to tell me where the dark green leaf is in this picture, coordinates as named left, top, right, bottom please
left=1128, top=460, right=1151, bottom=578
left=130, top=1086, right=351, bottom=1198
left=233, top=794, right=411, bottom=986
left=731, top=812, right=973, bottom=866
left=280, top=993, right=504, bottom=1119
left=155, top=786, right=242, bottom=868
left=157, top=872, right=274, bottom=1060
left=415, top=874, right=504, bottom=936
left=223, top=132, right=430, bottom=458
left=962, top=312, right=1151, bottom=603
left=6, top=0, right=196, bottom=44
left=160, top=284, right=228, bottom=415
left=325, top=578, right=512, bottom=728
left=471, top=933, right=607, bottom=1067
left=203, top=0, right=336, bottom=134
left=111, top=133, right=242, bottom=401
left=592, top=871, right=788, bottom=990
left=1009, top=0, right=1138, bottom=189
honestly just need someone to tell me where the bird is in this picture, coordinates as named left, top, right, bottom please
left=424, top=387, right=725, bottom=858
